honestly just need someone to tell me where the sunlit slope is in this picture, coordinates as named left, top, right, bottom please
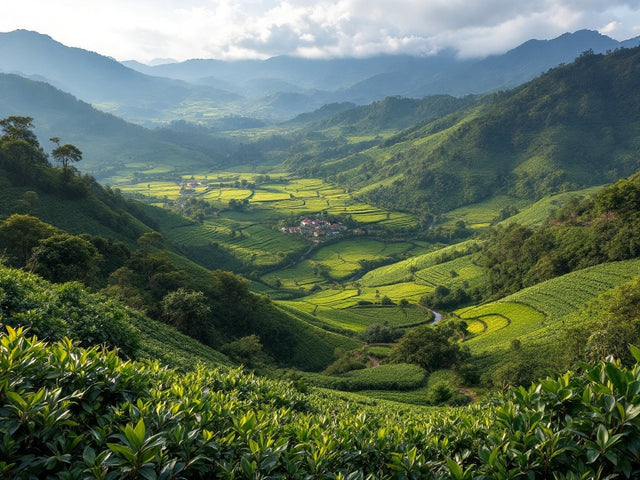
left=457, top=258, right=640, bottom=353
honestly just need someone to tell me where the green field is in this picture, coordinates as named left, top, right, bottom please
left=360, top=240, right=481, bottom=287
left=164, top=219, right=307, bottom=267
left=303, top=363, right=427, bottom=391
left=440, top=195, right=530, bottom=229
left=457, top=258, right=640, bottom=353
left=115, top=174, right=422, bottom=271
left=498, top=185, right=604, bottom=227
left=279, top=301, right=433, bottom=333
left=413, top=255, right=485, bottom=289
left=261, top=238, right=431, bottom=289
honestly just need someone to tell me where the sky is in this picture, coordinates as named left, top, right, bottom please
left=2, top=0, right=640, bottom=63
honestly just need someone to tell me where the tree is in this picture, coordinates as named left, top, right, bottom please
left=0, top=116, right=40, bottom=147
left=390, top=323, right=469, bottom=372
left=29, top=233, right=101, bottom=285
left=359, top=321, right=402, bottom=343
left=0, top=117, right=49, bottom=183
left=137, top=231, right=164, bottom=253
left=50, top=138, right=82, bottom=180
left=220, top=334, right=265, bottom=367
left=0, top=214, right=58, bottom=267
left=583, top=278, right=640, bottom=365
left=161, top=288, right=214, bottom=345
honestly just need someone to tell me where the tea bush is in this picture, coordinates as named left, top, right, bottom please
left=2, top=326, right=640, bottom=479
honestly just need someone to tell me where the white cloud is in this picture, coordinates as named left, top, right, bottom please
left=1, top=0, right=639, bottom=61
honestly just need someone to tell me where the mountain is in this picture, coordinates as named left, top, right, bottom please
left=0, top=30, right=240, bottom=124
left=127, top=30, right=640, bottom=107
left=4, top=29, right=639, bottom=124
left=346, top=29, right=636, bottom=101
left=284, top=46, right=640, bottom=215
left=0, top=72, right=236, bottom=180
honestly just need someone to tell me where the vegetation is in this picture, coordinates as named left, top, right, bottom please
left=3, top=326, right=640, bottom=478
left=0, top=265, right=140, bottom=357
left=389, top=321, right=470, bottom=373
left=5, top=45, right=640, bottom=478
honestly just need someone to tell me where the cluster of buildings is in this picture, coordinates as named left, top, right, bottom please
left=280, top=218, right=351, bottom=238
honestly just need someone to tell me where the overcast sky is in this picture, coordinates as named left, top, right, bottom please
left=2, top=0, right=640, bottom=63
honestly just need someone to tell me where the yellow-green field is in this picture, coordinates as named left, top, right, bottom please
left=456, top=258, right=640, bottom=353
left=116, top=174, right=417, bottom=228
left=113, top=173, right=423, bottom=270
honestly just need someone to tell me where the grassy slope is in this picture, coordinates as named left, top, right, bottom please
left=458, top=258, right=640, bottom=354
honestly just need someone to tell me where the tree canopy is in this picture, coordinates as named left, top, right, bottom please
left=390, top=321, right=469, bottom=372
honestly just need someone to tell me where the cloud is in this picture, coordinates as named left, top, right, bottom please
left=1, top=0, right=640, bottom=61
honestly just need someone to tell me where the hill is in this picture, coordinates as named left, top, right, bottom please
left=0, top=29, right=240, bottom=124
left=0, top=73, right=237, bottom=181
left=309, top=46, right=640, bottom=215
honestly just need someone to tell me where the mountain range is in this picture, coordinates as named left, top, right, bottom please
left=2, top=28, right=639, bottom=124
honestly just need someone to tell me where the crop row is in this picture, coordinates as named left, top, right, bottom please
left=504, top=258, right=640, bottom=320
left=304, top=363, right=427, bottom=391
left=4, top=327, right=639, bottom=478
left=413, top=255, right=484, bottom=288
left=360, top=240, right=480, bottom=287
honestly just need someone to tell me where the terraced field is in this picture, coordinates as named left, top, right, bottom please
left=165, top=220, right=306, bottom=267
left=441, top=195, right=530, bottom=229
left=498, top=185, right=604, bottom=227
left=261, top=238, right=430, bottom=289
left=413, top=255, right=485, bottom=289
left=457, top=258, right=640, bottom=353
left=116, top=173, right=422, bottom=269
left=279, top=299, right=433, bottom=333
left=118, top=174, right=417, bottom=227
left=360, top=240, right=481, bottom=287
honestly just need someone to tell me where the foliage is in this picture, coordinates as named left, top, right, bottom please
left=322, top=347, right=369, bottom=376
left=0, top=265, right=139, bottom=357
left=3, top=325, right=640, bottom=478
left=29, top=233, right=101, bottom=285
left=220, top=334, right=267, bottom=368
left=420, top=284, right=478, bottom=310
left=0, top=214, right=58, bottom=267
left=160, top=288, right=215, bottom=346
left=359, top=321, right=402, bottom=343
left=50, top=138, right=83, bottom=180
left=560, top=276, right=640, bottom=368
left=390, top=321, right=470, bottom=373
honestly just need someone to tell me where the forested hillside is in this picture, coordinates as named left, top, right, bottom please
left=0, top=116, right=357, bottom=371
left=0, top=73, right=236, bottom=180
left=288, top=47, right=640, bottom=216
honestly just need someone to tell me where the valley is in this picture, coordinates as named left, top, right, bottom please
left=2, top=26, right=640, bottom=479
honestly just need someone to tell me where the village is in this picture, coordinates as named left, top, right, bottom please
left=280, top=218, right=363, bottom=239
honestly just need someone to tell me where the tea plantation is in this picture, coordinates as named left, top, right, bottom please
left=2, top=326, right=640, bottom=479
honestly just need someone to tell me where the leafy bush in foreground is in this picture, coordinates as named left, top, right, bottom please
left=0, top=266, right=139, bottom=356
left=2, top=326, right=640, bottom=479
